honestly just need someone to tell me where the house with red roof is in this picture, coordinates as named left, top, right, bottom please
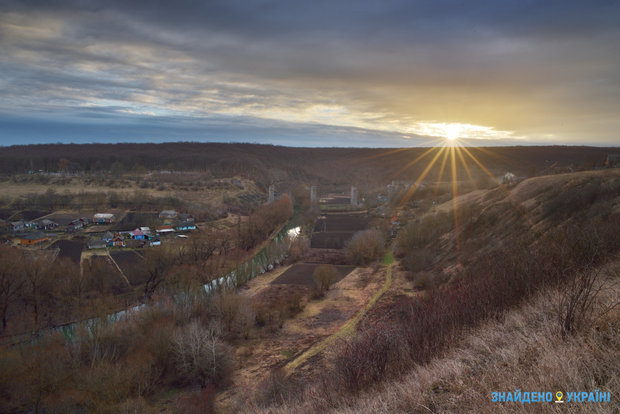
left=130, top=228, right=146, bottom=240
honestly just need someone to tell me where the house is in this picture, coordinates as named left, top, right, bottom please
left=67, top=219, right=84, bottom=232
left=102, top=231, right=115, bottom=242
left=159, top=210, right=178, bottom=219
left=19, top=232, right=49, bottom=246
left=176, top=220, right=196, bottom=231
left=156, top=225, right=176, bottom=235
left=37, top=219, right=58, bottom=230
left=10, top=221, right=26, bottom=232
left=109, top=236, right=125, bottom=247
left=93, top=213, right=116, bottom=224
left=140, top=227, right=151, bottom=235
left=88, top=238, right=107, bottom=249
left=130, top=228, right=146, bottom=240
left=79, top=217, right=90, bottom=226
left=179, top=213, right=194, bottom=222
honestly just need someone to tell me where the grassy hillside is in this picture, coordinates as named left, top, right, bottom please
left=243, top=169, right=619, bottom=413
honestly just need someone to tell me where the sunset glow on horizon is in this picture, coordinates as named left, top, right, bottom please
left=0, top=1, right=618, bottom=147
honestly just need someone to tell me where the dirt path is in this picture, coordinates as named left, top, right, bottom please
left=105, top=251, right=132, bottom=287
left=283, top=254, right=393, bottom=375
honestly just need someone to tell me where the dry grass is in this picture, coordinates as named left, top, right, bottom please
left=0, top=174, right=260, bottom=211
left=247, top=262, right=619, bottom=413
left=284, top=264, right=392, bottom=374
left=214, top=265, right=386, bottom=410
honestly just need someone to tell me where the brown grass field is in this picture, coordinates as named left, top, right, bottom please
left=213, top=264, right=386, bottom=411
left=271, top=263, right=356, bottom=287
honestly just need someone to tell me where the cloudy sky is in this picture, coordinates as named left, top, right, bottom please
left=1, top=0, right=619, bottom=147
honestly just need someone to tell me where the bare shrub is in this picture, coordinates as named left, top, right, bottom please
left=327, top=218, right=620, bottom=395
left=234, top=298, right=256, bottom=340
left=178, top=386, right=217, bottom=414
left=402, top=249, right=432, bottom=274
left=345, top=229, right=385, bottom=266
left=313, top=264, right=340, bottom=294
left=557, top=266, right=605, bottom=338
left=288, top=237, right=310, bottom=262
left=333, top=324, right=410, bottom=392
left=256, top=368, right=292, bottom=406
left=171, top=320, right=233, bottom=387
left=211, top=292, right=242, bottom=333
left=254, top=287, right=305, bottom=332
left=412, top=272, right=433, bottom=290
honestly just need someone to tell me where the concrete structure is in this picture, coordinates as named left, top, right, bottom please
left=606, top=154, right=620, bottom=168
left=268, top=185, right=275, bottom=203
left=350, top=186, right=359, bottom=207
left=310, top=186, right=318, bottom=205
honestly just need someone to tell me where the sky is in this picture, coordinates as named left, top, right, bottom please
left=1, top=0, right=619, bottom=147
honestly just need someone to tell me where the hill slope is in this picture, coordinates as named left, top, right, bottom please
left=246, top=169, right=620, bottom=413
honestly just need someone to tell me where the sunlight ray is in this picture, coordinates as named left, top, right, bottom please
left=450, top=146, right=461, bottom=255
left=391, top=146, right=438, bottom=179
left=454, top=144, right=476, bottom=188
left=460, top=144, right=543, bottom=232
left=358, top=147, right=414, bottom=162
left=397, top=146, right=446, bottom=208
left=434, top=144, right=451, bottom=195
left=459, top=146, right=501, bottom=186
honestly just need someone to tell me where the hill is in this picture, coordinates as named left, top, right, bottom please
left=243, top=169, right=619, bottom=413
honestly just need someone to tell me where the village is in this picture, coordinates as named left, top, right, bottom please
left=2, top=209, right=197, bottom=251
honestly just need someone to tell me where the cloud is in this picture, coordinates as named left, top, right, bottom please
left=0, top=0, right=619, bottom=146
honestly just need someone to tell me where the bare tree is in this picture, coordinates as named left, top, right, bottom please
left=172, top=320, right=233, bottom=387
left=22, top=256, right=51, bottom=326
left=0, top=247, right=25, bottom=331
left=140, top=248, right=175, bottom=300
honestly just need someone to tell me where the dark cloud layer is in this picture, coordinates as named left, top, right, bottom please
left=1, top=0, right=618, bottom=146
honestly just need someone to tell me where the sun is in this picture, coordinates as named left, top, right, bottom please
left=444, top=124, right=461, bottom=142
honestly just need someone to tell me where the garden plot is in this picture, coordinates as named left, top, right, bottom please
left=48, top=239, right=85, bottom=263
left=110, top=250, right=144, bottom=286
left=311, top=213, right=369, bottom=248
left=313, top=213, right=368, bottom=232
left=88, top=255, right=130, bottom=294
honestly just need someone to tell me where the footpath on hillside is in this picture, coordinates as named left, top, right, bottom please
left=284, top=251, right=394, bottom=375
